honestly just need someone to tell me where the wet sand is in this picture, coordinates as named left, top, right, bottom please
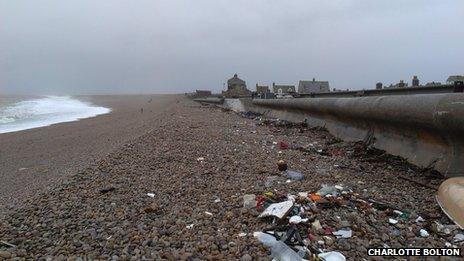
left=0, top=94, right=182, bottom=211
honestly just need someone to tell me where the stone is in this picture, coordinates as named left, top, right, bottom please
left=0, top=251, right=12, bottom=259
left=240, top=254, right=252, bottom=261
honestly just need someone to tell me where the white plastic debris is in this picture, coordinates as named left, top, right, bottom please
left=186, top=224, right=194, bottom=229
left=415, top=216, right=425, bottom=223
left=238, top=232, right=247, bottom=237
left=254, top=232, right=303, bottom=261
left=453, top=233, right=464, bottom=242
left=393, top=210, right=403, bottom=216
left=420, top=229, right=429, bottom=237
left=311, top=220, right=323, bottom=231
left=289, top=215, right=308, bottom=224
left=334, top=185, right=344, bottom=190
left=259, top=200, right=293, bottom=219
left=243, top=194, right=257, bottom=209
left=388, top=218, right=398, bottom=225
left=298, top=192, right=308, bottom=199
left=287, top=194, right=297, bottom=202
left=204, top=211, right=213, bottom=216
left=214, top=198, right=221, bottom=203
left=318, top=251, right=346, bottom=261
left=147, top=193, right=155, bottom=198
left=333, top=229, right=353, bottom=238
left=196, top=157, right=205, bottom=162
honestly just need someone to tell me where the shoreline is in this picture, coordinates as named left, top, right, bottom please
left=0, top=94, right=182, bottom=211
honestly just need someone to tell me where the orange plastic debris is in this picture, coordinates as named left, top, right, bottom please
left=310, top=193, right=322, bottom=202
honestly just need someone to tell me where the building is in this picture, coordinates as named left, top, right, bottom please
left=255, top=84, right=270, bottom=94
left=412, top=76, right=420, bottom=87
left=425, top=81, right=442, bottom=87
left=193, top=90, right=212, bottom=98
left=447, top=75, right=464, bottom=84
left=222, top=74, right=252, bottom=98
left=297, top=78, right=330, bottom=94
left=376, top=82, right=383, bottom=90
left=272, top=82, right=295, bottom=94
left=397, top=80, right=407, bottom=88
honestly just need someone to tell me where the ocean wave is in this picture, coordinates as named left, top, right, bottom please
left=0, top=96, right=111, bottom=134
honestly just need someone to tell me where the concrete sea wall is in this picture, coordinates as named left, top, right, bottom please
left=220, top=94, right=464, bottom=177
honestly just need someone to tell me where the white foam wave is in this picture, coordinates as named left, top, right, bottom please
left=0, top=96, right=111, bottom=134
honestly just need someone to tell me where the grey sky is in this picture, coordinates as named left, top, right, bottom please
left=1, top=0, right=463, bottom=95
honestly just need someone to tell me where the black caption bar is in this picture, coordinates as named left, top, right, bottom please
left=367, top=248, right=462, bottom=257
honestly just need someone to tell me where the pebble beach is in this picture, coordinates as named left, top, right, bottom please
left=0, top=96, right=462, bottom=260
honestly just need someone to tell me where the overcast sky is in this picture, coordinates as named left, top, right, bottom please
left=1, top=0, right=463, bottom=95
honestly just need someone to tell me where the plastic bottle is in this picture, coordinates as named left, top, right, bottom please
left=254, top=232, right=303, bottom=261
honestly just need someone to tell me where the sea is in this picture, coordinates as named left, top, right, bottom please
left=0, top=96, right=111, bottom=134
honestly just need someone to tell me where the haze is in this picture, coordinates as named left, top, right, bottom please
left=1, top=0, right=463, bottom=95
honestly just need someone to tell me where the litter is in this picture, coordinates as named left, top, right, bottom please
left=196, top=157, right=205, bottom=162
left=186, top=224, right=194, bottom=229
left=259, top=200, right=293, bottom=219
left=243, top=194, right=256, bottom=209
left=420, top=229, right=429, bottom=237
left=238, top=232, right=247, bottom=237
left=436, top=177, right=464, bottom=229
left=310, top=193, right=322, bottom=202
left=298, top=192, right=308, bottom=200
left=311, top=220, right=323, bottom=231
left=249, top=180, right=435, bottom=260
left=254, top=232, right=303, bottom=261
left=317, top=185, right=338, bottom=197
left=286, top=170, right=304, bottom=181
left=289, top=215, right=308, bottom=224
left=147, top=193, right=155, bottom=198
left=453, top=233, right=464, bottom=243
left=333, top=229, right=352, bottom=238
left=430, top=221, right=455, bottom=235
left=214, top=198, right=221, bottom=203
left=318, top=251, right=346, bottom=261
left=204, top=211, right=213, bottom=216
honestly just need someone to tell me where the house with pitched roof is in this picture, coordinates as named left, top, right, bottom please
left=222, top=74, right=252, bottom=98
left=297, top=78, right=330, bottom=94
